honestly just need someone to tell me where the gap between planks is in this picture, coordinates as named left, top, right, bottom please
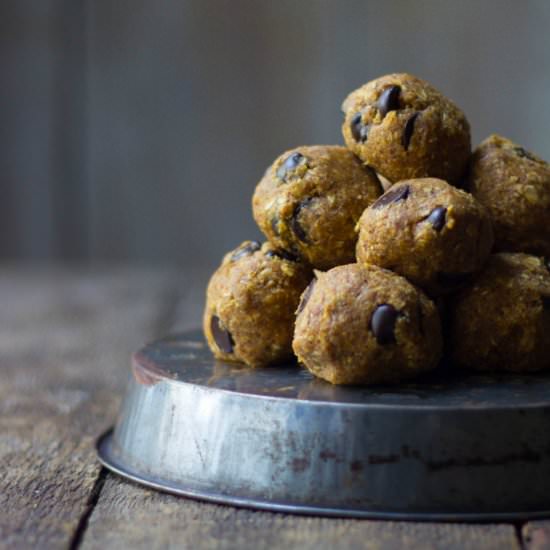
left=67, top=277, right=185, bottom=548
left=69, top=469, right=108, bottom=550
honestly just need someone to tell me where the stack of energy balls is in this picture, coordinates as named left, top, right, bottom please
left=204, top=73, right=550, bottom=385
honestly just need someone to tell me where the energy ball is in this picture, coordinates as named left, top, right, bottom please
left=292, top=264, right=442, bottom=385
left=341, top=73, right=471, bottom=185
left=450, top=253, right=550, bottom=372
left=252, top=145, right=382, bottom=270
left=356, top=178, right=494, bottom=296
left=467, top=134, right=550, bottom=257
left=204, top=240, right=311, bottom=367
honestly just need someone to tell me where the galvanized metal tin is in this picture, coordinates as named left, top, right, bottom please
left=97, top=330, right=550, bottom=520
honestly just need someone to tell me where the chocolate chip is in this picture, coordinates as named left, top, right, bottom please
left=370, top=304, right=399, bottom=345
left=290, top=199, right=312, bottom=243
left=437, top=271, right=474, bottom=289
left=542, top=295, right=550, bottom=310
left=231, top=241, right=260, bottom=261
left=514, top=147, right=538, bottom=162
left=265, top=248, right=298, bottom=262
left=371, top=184, right=410, bottom=209
left=210, top=315, right=234, bottom=354
left=378, top=85, right=401, bottom=118
left=351, top=113, right=362, bottom=141
left=427, top=207, right=447, bottom=232
left=546, top=258, right=550, bottom=272
left=402, top=112, right=419, bottom=150
left=276, top=152, right=307, bottom=181
left=297, top=279, right=316, bottom=315
left=351, top=113, right=369, bottom=143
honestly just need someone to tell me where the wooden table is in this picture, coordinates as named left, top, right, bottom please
left=1, top=266, right=548, bottom=550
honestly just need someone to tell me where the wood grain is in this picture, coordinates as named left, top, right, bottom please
left=0, top=266, right=179, bottom=549
left=81, top=476, right=520, bottom=550
left=523, top=521, right=550, bottom=550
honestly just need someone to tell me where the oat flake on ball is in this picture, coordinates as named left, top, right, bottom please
left=450, top=253, right=550, bottom=372
left=292, top=263, right=442, bottom=385
left=252, top=145, right=382, bottom=270
left=356, top=178, right=494, bottom=296
left=204, top=240, right=312, bottom=367
left=467, top=134, right=550, bottom=257
left=341, top=73, right=471, bottom=185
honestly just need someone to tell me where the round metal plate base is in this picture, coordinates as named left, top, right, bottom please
left=96, top=330, right=550, bottom=521
left=97, top=429, right=550, bottom=522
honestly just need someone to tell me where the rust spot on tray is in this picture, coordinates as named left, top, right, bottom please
left=425, top=447, right=543, bottom=472
left=292, top=457, right=310, bottom=472
left=132, top=351, right=177, bottom=386
left=319, top=449, right=338, bottom=461
left=368, top=453, right=400, bottom=465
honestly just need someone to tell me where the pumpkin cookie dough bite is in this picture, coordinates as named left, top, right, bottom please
left=293, top=264, right=442, bottom=385
left=252, top=145, right=382, bottom=270
left=467, top=134, right=550, bottom=257
left=450, top=253, right=550, bottom=372
left=356, top=178, right=494, bottom=296
left=341, top=73, right=471, bottom=185
left=204, top=240, right=312, bottom=367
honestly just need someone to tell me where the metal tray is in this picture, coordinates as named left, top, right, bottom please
left=97, top=329, right=550, bottom=521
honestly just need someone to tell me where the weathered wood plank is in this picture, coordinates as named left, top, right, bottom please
left=523, top=521, right=550, bottom=550
left=81, top=476, right=520, bottom=550
left=0, top=266, right=181, bottom=549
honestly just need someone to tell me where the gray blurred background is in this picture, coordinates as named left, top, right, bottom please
left=2, top=0, right=550, bottom=269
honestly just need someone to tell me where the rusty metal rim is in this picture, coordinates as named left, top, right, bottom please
left=96, top=429, right=550, bottom=523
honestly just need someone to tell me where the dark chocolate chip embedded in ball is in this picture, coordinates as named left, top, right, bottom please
left=370, top=304, right=399, bottom=345
left=276, top=152, right=307, bottom=181
left=290, top=199, right=313, bottom=243
left=371, top=185, right=410, bottom=209
left=427, top=207, right=447, bottom=232
left=378, top=85, right=401, bottom=118
left=351, top=113, right=362, bottom=141
left=351, top=113, right=369, bottom=143
left=402, top=112, right=420, bottom=151
left=231, top=241, right=261, bottom=261
left=210, top=315, right=234, bottom=354
left=265, top=248, right=299, bottom=262
left=542, top=295, right=550, bottom=311
left=296, top=279, right=316, bottom=315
